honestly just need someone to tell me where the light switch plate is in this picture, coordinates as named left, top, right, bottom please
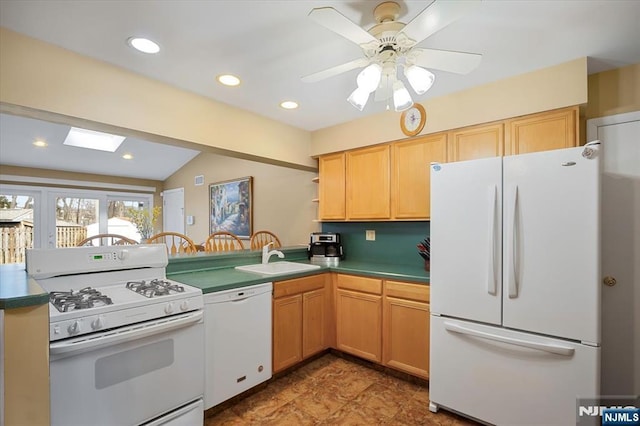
left=365, top=230, right=375, bottom=241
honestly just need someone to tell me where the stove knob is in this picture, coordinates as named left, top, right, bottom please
left=180, top=300, right=189, bottom=311
left=164, top=302, right=175, bottom=315
left=91, top=316, right=105, bottom=330
left=68, top=320, right=81, bottom=335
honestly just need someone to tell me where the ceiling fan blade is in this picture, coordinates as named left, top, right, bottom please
left=301, top=58, right=369, bottom=83
left=412, top=48, right=482, bottom=74
left=398, top=0, right=481, bottom=46
left=308, top=7, right=378, bottom=46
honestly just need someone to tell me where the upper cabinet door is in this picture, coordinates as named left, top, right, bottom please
left=318, top=153, right=346, bottom=220
left=346, top=145, right=390, bottom=220
left=505, top=106, right=578, bottom=155
left=392, top=134, right=447, bottom=219
left=448, top=122, right=504, bottom=162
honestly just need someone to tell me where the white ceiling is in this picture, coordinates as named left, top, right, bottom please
left=0, top=114, right=200, bottom=181
left=1, top=0, right=639, bottom=180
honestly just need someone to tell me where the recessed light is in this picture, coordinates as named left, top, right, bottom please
left=122, top=153, right=134, bottom=160
left=217, top=74, right=241, bottom=87
left=33, top=140, right=48, bottom=148
left=127, top=37, right=160, bottom=54
left=280, top=101, right=299, bottom=110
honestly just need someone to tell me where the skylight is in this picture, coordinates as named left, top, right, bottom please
left=63, top=127, right=125, bottom=152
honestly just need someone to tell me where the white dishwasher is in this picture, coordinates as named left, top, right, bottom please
left=204, top=282, right=272, bottom=409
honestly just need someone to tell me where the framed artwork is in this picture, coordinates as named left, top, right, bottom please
left=209, top=176, right=253, bottom=238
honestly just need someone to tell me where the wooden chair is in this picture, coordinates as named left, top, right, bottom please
left=77, top=233, right=137, bottom=247
left=146, top=232, right=197, bottom=255
left=249, top=230, right=282, bottom=250
left=204, top=231, right=245, bottom=252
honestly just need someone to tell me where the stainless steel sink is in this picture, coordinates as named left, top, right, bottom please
left=235, top=261, right=320, bottom=275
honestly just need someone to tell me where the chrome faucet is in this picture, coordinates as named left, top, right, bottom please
left=262, top=242, right=284, bottom=264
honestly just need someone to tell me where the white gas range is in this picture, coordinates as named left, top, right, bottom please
left=27, top=244, right=205, bottom=426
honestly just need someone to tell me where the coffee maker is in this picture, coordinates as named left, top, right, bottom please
left=307, top=232, right=343, bottom=266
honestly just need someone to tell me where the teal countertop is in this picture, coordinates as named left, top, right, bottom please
left=0, top=247, right=429, bottom=307
left=168, top=256, right=429, bottom=295
left=0, top=263, right=49, bottom=310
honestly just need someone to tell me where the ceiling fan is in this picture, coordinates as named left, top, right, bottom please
left=302, top=0, right=482, bottom=112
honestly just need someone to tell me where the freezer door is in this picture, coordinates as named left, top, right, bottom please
left=430, top=316, right=600, bottom=426
left=430, top=157, right=502, bottom=325
left=503, top=146, right=600, bottom=343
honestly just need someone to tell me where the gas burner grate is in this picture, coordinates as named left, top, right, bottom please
left=126, top=279, right=185, bottom=298
left=49, top=287, right=113, bottom=313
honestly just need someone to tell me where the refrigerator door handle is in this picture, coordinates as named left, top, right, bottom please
left=444, top=322, right=575, bottom=356
left=508, top=185, right=520, bottom=298
left=487, top=185, right=498, bottom=295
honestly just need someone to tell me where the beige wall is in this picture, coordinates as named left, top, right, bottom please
left=164, top=153, right=320, bottom=247
left=0, top=28, right=315, bottom=170
left=311, top=58, right=589, bottom=156
left=585, top=63, right=640, bottom=119
left=0, top=164, right=163, bottom=207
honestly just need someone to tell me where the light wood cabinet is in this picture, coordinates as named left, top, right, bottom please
left=382, top=280, right=430, bottom=379
left=448, top=122, right=504, bottom=162
left=505, top=106, right=578, bottom=155
left=335, top=274, right=383, bottom=363
left=3, top=305, right=51, bottom=426
left=302, top=289, right=326, bottom=358
left=346, top=145, right=390, bottom=220
left=318, top=153, right=346, bottom=220
left=392, top=134, right=447, bottom=219
left=272, top=294, right=303, bottom=372
left=272, top=274, right=329, bottom=373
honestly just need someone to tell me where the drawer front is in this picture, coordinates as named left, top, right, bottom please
left=274, top=274, right=326, bottom=298
left=336, top=274, right=382, bottom=295
left=385, top=280, right=429, bottom=302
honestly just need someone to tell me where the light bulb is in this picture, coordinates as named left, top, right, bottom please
left=356, top=64, right=382, bottom=94
left=392, top=80, right=413, bottom=112
left=347, top=87, right=370, bottom=111
left=405, top=65, right=435, bottom=95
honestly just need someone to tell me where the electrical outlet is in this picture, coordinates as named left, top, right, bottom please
left=365, top=230, right=375, bottom=241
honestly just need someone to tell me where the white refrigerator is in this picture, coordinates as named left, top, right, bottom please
left=429, top=145, right=601, bottom=425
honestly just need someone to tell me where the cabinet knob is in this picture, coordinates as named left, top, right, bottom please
left=603, top=276, right=617, bottom=287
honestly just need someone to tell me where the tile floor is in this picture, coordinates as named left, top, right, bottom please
left=204, top=353, right=479, bottom=425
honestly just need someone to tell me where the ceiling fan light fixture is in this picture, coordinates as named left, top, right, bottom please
left=356, top=63, right=382, bottom=93
left=347, top=87, right=370, bottom=111
left=392, top=80, right=413, bottom=112
left=405, top=65, right=435, bottom=95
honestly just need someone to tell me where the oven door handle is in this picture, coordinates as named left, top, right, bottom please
left=50, top=310, right=203, bottom=358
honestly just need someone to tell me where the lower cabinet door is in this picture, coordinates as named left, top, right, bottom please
left=302, top=288, right=326, bottom=358
left=336, top=289, right=382, bottom=362
left=273, top=294, right=302, bottom=373
left=383, top=296, right=430, bottom=379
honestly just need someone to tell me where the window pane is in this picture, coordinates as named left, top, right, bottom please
left=0, top=194, right=35, bottom=264
left=56, top=197, right=99, bottom=247
left=107, top=200, right=147, bottom=243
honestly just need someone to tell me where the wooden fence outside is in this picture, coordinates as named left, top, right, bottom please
left=0, top=226, right=87, bottom=264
